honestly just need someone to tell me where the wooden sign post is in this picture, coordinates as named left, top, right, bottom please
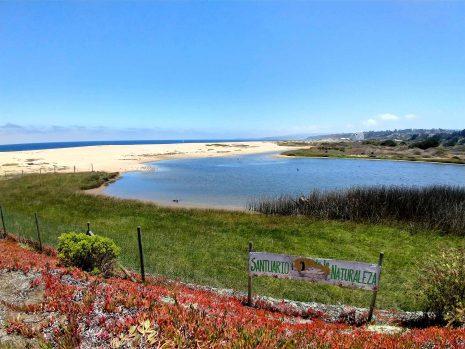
left=367, top=252, right=384, bottom=322
left=247, top=241, right=253, bottom=306
left=0, top=206, right=6, bottom=238
left=137, top=226, right=146, bottom=282
left=34, top=213, right=43, bottom=252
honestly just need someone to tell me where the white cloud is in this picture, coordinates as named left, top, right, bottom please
left=363, top=118, right=378, bottom=126
left=404, top=114, right=417, bottom=120
left=362, top=113, right=418, bottom=129
left=379, top=113, right=400, bottom=121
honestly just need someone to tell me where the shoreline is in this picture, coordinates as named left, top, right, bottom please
left=84, top=161, right=250, bottom=212
left=279, top=153, right=465, bottom=166
left=0, top=141, right=292, bottom=175
left=85, top=176, right=248, bottom=212
left=88, top=149, right=465, bottom=211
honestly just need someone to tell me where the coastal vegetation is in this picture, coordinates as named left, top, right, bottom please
left=0, top=172, right=463, bottom=311
left=305, top=128, right=465, bottom=143
left=57, top=232, right=120, bottom=276
left=2, top=239, right=464, bottom=348
left=417, top=247, right=465, bottom=327
left=280, top=129, right=465, bottom=164
left=248, top=186, right=465, bottom=235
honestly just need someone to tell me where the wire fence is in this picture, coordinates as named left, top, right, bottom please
left=1, top=164, right=95, bottom=179
left=0, top=205, right=142, bottom=275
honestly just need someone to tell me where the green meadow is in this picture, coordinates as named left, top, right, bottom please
left=0, top=172, right=462, bottom=310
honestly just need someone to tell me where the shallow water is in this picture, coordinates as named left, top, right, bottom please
left=103, top=153, right=465, bottom=209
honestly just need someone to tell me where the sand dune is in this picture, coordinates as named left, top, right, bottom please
left=0, top=141, right=289, bottom=175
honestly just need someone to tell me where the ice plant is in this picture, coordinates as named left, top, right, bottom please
left=0, top=238, right=464, bottom=348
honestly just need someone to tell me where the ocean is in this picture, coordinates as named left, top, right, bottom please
left=0, top=139, right=257, bottom=152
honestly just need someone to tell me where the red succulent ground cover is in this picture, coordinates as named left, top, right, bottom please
left=0, top=238, right=464, bottom=348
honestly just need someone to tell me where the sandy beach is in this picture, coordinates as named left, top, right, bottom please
left=0, top=141, right=289, bottom=175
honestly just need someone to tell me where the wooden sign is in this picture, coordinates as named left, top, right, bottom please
left=246, top=244, right=384, bottom=323
left=249, top=252, right=380, bottom=291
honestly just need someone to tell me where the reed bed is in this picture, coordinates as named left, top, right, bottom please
left=248, top=186, right=465, bottom=235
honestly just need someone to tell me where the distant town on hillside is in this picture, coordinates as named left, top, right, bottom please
left=306, top=128, right=465, bottom=143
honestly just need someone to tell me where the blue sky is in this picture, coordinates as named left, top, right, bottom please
left=1, top=1, right=464, bottom=143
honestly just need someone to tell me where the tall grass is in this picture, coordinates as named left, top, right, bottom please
left=248, top=186, right=465, bottom=235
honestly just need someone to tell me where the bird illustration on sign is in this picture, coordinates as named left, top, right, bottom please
left=293, top=258, right=330, bottom=280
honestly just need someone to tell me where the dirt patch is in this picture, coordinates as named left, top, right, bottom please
left=0, top=271, right=44, bottom=348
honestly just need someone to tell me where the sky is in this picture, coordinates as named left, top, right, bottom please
left=1, top=1, right=464, bottom=143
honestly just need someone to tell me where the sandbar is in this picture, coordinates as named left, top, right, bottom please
left=0, top=141, right=290, bottom=175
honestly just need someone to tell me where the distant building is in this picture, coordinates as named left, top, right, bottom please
left=354, top=132, right=365, bottom=141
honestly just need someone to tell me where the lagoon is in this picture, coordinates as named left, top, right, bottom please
left=103, top=153, right=465, bottom=209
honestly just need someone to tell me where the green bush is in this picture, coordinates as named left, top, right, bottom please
left=410, top=136, right=441, bottom=150
left=444, top=137, right=459, bottom=147
left=57, top=232, right=120, bottom=276
left=362, top=140, right=380, bottom=146
left=416, top=247, right=465, bottom=327
left=380, top=139, right=397, bottom=147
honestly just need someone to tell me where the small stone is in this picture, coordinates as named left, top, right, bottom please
left=366, top=325, right=405, bottom=334
left=161, top=296, right=176, bottom=305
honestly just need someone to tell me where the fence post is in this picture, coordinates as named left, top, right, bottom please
left=74, top=165, right=76, bottom=173
left=247, top=241, right=253, bottom=306
left=0, top=206, right=6, bottom=238
left=367, top=252, right=384, bottom=323
left=91, top=164, right=94, bottom=172
left=137, top=226, right=146, bottom=282
left=34, top=213, right=43, bottom=251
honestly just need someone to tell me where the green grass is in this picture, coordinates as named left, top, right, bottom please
left=0, top=172, right=463, bottom=311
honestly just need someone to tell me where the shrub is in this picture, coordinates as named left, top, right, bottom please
left=380, top=139, right=397, bottom=147
left=362, top=140, right=380, bottom=146
left=410, top=136, right=440, bottom=150
left=444, top=137, right=459, bottom=147
left=57, top=232, right=120, bottom=276
left=79, top=172, right=119, bottom=190
left=416, top=248, right=465, bottom=327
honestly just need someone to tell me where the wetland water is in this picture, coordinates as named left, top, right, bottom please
left=103, top=153, right=465, bottom=209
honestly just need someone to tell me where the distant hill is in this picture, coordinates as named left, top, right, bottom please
left=305, top=129, right=460, bottom=141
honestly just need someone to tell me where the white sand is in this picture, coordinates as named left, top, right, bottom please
left=0, top=141, right=290, bottom=175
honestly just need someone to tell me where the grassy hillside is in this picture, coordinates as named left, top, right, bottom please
left=0, top=172, right=463, bottom=310
left=280, top=141, right=465, bottom=164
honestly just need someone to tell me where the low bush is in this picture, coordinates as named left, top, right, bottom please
left=79, top=172, right=119, bottom=190
left=444, top=137, right=459, bottom=147
left=380, top=139, right=397, bottom=147
left=57, top=232, right=120, bottom=276
left=416, top=248, right=465, bottom=327
left=410, top=136, right=441, bottom=150
left=362, top=140, right=380, bottom=146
